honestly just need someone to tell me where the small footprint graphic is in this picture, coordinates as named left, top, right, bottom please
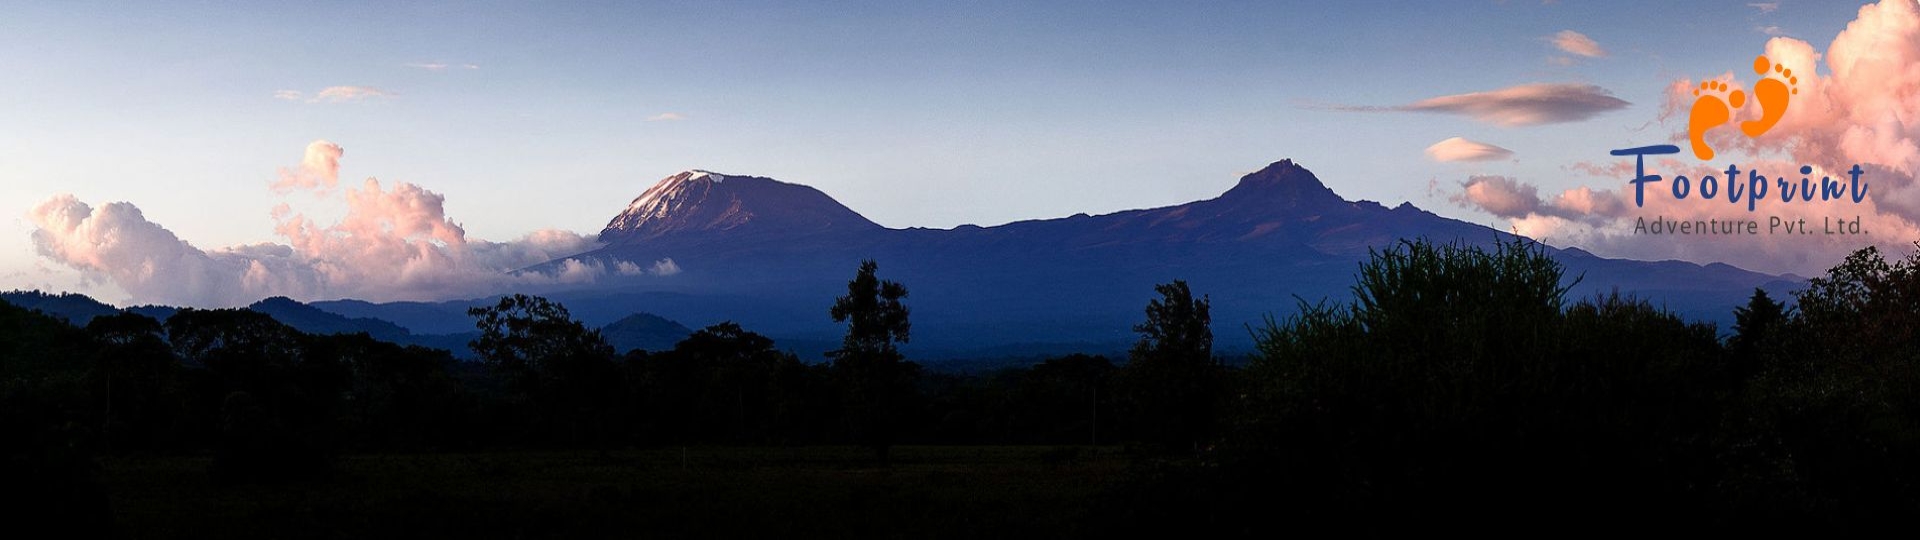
left=1741, top=54, right=1798, bottom=137
left=1687, top=80, right=1746, bottom=161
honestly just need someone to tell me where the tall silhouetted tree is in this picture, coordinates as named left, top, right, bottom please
left=1729, top=288, right=1787, bottom=381
left=829, top=260, right=916, bottom=462
left=468, top=294, right=621, bottom=445
left=1117, top=280, right=1220, bottom=451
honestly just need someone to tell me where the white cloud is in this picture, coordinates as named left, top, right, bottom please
left=27, top=140, right=611, bottom=307
left=1425, top=137, right=1515, bottom=162
left=309, top=86, right=394, bottom=103
left=405, top=62, right=480, bottom=71
left=646, top=112, right=687, bottom=122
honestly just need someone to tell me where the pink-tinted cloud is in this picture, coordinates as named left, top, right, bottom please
left=270, top=140, right=344, bottom=194
left=1550, top=30, right=1607, bottom=58
left=1451, top=159, right=1918, bottom=275
left=1426, top=136, right=1515, bottom=162
left=26, top=141, right=631, bottom=307
left=1634, top=0, right=1920, bottom=264
left=1333, top=83, right=1631, bottom=126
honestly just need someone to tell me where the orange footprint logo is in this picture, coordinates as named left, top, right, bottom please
left=1687, top=55, right=1798, bottom=161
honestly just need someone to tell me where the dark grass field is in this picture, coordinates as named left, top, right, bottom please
left=100, top=446, right=1128, bottom=539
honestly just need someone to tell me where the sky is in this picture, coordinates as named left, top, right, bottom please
left=4, top=0, right=1916, bottom=305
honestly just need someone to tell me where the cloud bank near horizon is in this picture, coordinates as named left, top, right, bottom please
left=27, top=140, right=671, bottom=307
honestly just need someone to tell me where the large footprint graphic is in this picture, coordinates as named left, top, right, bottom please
left=1741, top=54, right=1798, bottom=137
left=1687, top=81, right=1745, bottom=161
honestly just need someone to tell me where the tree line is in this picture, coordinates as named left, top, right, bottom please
left=6, top=238, right=1920, bottom=532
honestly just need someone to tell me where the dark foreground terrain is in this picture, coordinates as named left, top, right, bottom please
left=103, top=446, right=1124, bottom=539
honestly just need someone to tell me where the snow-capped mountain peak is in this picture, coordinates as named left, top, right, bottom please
left=600, top=169, right=880, bottom=243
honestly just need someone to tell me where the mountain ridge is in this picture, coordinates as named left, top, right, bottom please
left=511, top=159, right=1801, bottom=358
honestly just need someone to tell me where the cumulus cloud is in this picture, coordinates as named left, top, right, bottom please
left=1426, top=137, right=1515, bottom=162
left=649, top=258, right=681, bottom=276
left=1438, top=1, right=1920, bottom=275
left=646, top=112, right=687, bottom=122
left=1639, top=0, right=1920, bottom=258
left=1451, top=159, right=1918, bottom=275
left=25, top=140, right=641, bottom=307
left=271, top=140, right=344, bottom=194
left=1549, top=30, right=1607, bottom=58
left=1329, top=83, right=1631, bottom=126
left=1451, top=175, right=1624, bottom=222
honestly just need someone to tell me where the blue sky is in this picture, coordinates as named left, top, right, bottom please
left=0, top=1, right=1874, bottom=298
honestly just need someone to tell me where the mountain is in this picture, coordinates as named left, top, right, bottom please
left=0, top=291, right=121, bottom=325
left=599, top=313, right=695, bottom=354
left=246, top=296, right=415, bottom=343
left=601, top=170, right=881, bottom=243
left=470, top=160, right=1798, bottom=359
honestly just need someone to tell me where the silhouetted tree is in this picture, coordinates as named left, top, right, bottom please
left=468, top=294, right=621, bottom=445
left=85, top=312, right=182, bottom=452
left=829, top=260, right=917, bottom=462
left=1729, top=288, right=1787, bottom=381
left=1117, top=280, right=1220, bottom=451
left=636, top=322, right=815, bottom=444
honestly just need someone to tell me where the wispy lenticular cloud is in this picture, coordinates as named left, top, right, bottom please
left=274, top=86, right=396, bottom=104
left=311, top=86, right=394, bottom=103
left=1326, top=83, right=1631, bottom=126
left=405, top=62, right=480, bottom=71
left=646, top=112, right=687, bottom=122
left=1549, top=30, right=1607, bottom=58
left=1425, top=137, right=1515, bottom=162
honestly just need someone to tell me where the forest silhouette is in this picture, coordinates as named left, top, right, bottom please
left=5, top=240, right=1920, bottom=536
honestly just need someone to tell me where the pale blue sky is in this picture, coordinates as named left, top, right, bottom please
left=0, top=1, right=1863, bottom=296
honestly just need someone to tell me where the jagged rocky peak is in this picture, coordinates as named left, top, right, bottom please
left=1216, top=159, right=1345, bottom=208
left=600, top=169, right=880, bottom=243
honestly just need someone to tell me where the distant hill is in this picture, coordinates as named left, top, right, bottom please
left=247, top=296, right=414, bottom=343
left=0, top=290, right=120, bottom=325
left=600, top=313, right=693, bottom=354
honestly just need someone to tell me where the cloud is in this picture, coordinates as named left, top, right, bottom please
left=1328, top=83, right=1631, bottom=126
left=1645, top=0, right=1920, bottom=249
left=1446, top=161, right=1919, bottom=275
left=311, top=86, right=394, bottom=103
left=1757, top=25, right=1787, bottom=36
left=273, top=90, right=304, bottom=101
left=1749, top=2, right=1780, bottom=14
left=1426, top=136, right=1515, bottom=162
left=646, top=112, right=687, bottom=122
left=1549, top=30, right=1607, bottom=58
left=271, top=140, right=344, bottom=194
left=649, top=258, right=681, bottom=276
left=405, top=62, right=480, bottom=71
left=27, top=140, right=623, bottom=307
left=1453, top=176, right=1542, bottom=219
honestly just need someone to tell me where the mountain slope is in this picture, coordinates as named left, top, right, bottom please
left=504, top=160, right=1803, bottom=358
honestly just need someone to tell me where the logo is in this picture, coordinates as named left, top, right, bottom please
left=1608, top=53, right=1866, bottom=236
left=1687, top=55, right=1800, bottom=161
